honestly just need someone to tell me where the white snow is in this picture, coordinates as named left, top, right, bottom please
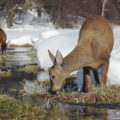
left=4, top=25, right=55, bottom=46
left=37, top=70, right=50, bottom=82
left=107, top=58, right=120, bottom=85
left=4, top=11, right=55, bottom=46
left=34, top=30, right=60, bottom=49
left=36, top=29, right=79, bottom=69
left=9, top=35, right=33, bottom=45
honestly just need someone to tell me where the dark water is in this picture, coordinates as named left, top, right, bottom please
left=23, top=96, right=120, bottom=120
left=0, top=47, right=120, bottom=120
left=0, top=47, right=37, bottom=94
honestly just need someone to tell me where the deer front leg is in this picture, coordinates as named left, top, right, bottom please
left=81, top=67, right=91, bottom=92
left=101, top=60, right=109, bottom=85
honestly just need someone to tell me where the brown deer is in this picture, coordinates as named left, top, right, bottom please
left=48, top=16, right=114, bottom=93
left=0, top=28, right=7, bottom=54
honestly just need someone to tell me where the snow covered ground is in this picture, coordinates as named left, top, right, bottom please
left=4, top=24, right=55, bottom=46
left=2, top=12, right=120, bottom=88
left=4, top=11, right=55, bottom=46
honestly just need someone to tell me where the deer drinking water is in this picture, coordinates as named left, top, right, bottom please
left=0, top=28, right=7, bottom=54
left=48, top=16, right=114, bottom=93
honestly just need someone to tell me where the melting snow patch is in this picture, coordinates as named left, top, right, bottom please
left=9, top=35, right=34, bottom=45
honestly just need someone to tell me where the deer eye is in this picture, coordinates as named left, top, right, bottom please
left=51, top=75, right=55, bottom=79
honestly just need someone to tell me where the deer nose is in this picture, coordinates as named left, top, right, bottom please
left=49, top=87, right=60, bottom=95
left=49, top=89, right=57, bottom=95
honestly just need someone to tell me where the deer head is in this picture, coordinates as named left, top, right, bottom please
left=48, top=50, right=67, bottom=92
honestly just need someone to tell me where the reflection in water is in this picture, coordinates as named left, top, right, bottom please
left=107, top=110, right=120, bottom=120
left=50, top=104, right=120, bottom=120
left=0, top=47, right=37, bottom=94
left=0, top=47, right=37, bottom=68
left=23, top=96, right=120, bottom=120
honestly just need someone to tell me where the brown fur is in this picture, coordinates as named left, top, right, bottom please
left=48, top=16, right=114, bottom=92
left=0, top=28, right=7, bottom=54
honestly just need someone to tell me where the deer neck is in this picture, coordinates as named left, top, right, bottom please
left=62, top=46, right=91, bottom=74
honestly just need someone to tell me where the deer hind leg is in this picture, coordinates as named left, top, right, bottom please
left=101, top=60, right=109, bottom=85
left=81, top=67, right=91, bottom=92
left=92, top=69, right=100, bottom=85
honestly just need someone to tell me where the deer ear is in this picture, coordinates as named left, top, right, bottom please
left=55, top=50, right=63, bottom=66
left=48, top=49, right=55, bottom=64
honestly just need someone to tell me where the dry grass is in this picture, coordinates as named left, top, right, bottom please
left=58, top=85, right=120, bottom=104
left=0, top=95, right=47, bottom=120
left=0, top=70, right=12, bottom=77
left=0, top=56, right=6, bottom=64
left=27, top=50, right=37, bottom=57
left=23, top=80, right=50, bottom=95
left=9, top=44, right=32, bottom=47
left=34, top=85, right=120, bottom=105
left=18, top=65, right=39, bottom=73
left=0, top=95, right=70, bottom=120
left=0, top=54, right=11, bottom=64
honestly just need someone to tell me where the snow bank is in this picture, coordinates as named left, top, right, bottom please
left=4, top=24, right=55, bottom=46
left=36, top=27, right=120, bottom=86
left=4, top=10, right=55, bottom=46
left=36, top=29, right=79, bottom=70
left=34, top=30, right=60, bottom=49
left=9, top=35, right=34, bottom=45
left=108, top=58, right=120, bottom=85
left=37, top=71, right=50, bottom=82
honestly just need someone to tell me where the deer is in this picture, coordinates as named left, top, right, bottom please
left=48, top=16, right=114, bottom=93
left=0, top=28, right=7, bottom=54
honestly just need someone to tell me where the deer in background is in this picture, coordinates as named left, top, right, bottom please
left=48, top=16, right=114, bottom=93
left=0, top=28, right=7, bottom=54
